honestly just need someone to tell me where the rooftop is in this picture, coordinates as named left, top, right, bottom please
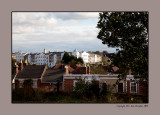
left=42, top=69, right=64, bottom=82
left=16, top=65, right=46, bottom=79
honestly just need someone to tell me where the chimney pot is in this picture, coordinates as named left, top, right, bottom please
left=65, top=65, right=69, bottom=74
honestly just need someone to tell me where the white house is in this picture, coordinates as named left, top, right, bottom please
left=80, top=51, right=90, bottom=63
left=72, top=49, right=90, bottom=63
left=72, top=49, right=102, bottom=64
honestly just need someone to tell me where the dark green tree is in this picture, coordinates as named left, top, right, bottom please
left=77, top=57, right=84, bottom=64
left=102, top=50, right=108, bottom=56
left=62, top=52, right=71, bottom=64
left=97, top=12, right=148, bottom=81
left=62, top=52, right=84, bottom=65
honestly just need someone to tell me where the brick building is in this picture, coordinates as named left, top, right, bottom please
left=63, top=65, right=147, bottom=95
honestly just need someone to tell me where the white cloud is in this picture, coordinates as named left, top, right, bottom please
left=12, top=12, right=116, bottom=53
left=53, top=12, right=99, bottom=20
left=12, top=12, right=58, bottom=34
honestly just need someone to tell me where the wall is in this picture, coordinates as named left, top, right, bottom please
left=100, top=79, right=118, bottom=93
left=63, top=79, right=74, bottom=92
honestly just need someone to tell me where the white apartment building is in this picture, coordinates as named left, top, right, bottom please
left=72, top=49, right=102, bottom=64
left=27, top=52, right=57, bottom=68
left=72, top=49, right=90, bottom=63
left=13, top=49, right=102, bottom=67
left=89, top=54, right=102, bottom=64
left=13, top=50, right=58, bottom=68
left=14, top=52, right=28, bottom=62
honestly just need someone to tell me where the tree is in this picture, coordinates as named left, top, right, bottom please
left=62, top=52, right=84, bottom=65
left=102, top=57, right=109, bottom=66
left=90, top=64, right=108, bottom=74
left=77, top=57, right=84, bottom=64
left=62, top=52, right=71, bottom=64
left=102, top=50, right=108, bottom=56
left=12, top=58, right=16, bottom=68
left=97, top=12, right=148, bottom=81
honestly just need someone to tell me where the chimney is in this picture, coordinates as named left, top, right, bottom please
left=86, top=64, right=90, bottom=74
left=24, top=59, right=28, bottom=66
left=14, top=62, right=19, bottom=74
left=19, top=59, right=23, bottom=70
left=85, top=64, right=87, bottom=74
left=88, top=66, right=90, bottom=74
left=65, top=65, right=69, bottom=74
left=44, top=49, right=46, bottom=54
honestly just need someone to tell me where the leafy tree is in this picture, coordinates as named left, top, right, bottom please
left=62, top=52, right=84, bottom=64
left=100, top=82, right=108, bottom=96
left=62, top=52, right=71, bottom=64
left=97, top=12, right=148, bottom=81
left=12, top=58, right=16, bottom=68
left=74, top=78, right=89, bottom=99
left=102, top=57, right=109, bottom=66
left=56, top=58, right=62, bottom=64
left=77, top=57, right=84, bottom=64
left=102, top=50, right=108, bottom=56
left=90, top=64, right=108, bottom=74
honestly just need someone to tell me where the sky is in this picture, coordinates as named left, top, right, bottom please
left=12, top=12, right=117, bottom=53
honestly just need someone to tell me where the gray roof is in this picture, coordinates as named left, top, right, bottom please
left=42, top=69, right=64, bottom=82
left=16, top=65, right=46, bottom=79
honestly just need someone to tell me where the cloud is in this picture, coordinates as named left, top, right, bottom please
left=12, top=12, right=58, bottom=34
left=12, top=12, right=116, bottom=53
left=53, top=12, right=99, bottom=20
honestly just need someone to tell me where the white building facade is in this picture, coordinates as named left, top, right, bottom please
left=14, top=52, right=28, bottom=62
left=27, top=53, right=57, bottom=68
left=72, top=49, right=102, bottom=64
left=72, top=49, right=90, bottom=63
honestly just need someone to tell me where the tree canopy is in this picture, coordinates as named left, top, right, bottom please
left=62, top=52, right=84, bottom=64
left=97, top=12, right=148, bottom=80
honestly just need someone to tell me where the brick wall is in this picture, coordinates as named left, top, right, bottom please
left=64, top=79, right=74, bottom=92
left=139, top=81, right=148, bottom=96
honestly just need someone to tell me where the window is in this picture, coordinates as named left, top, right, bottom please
left=130, top=82, right=137, bottom=93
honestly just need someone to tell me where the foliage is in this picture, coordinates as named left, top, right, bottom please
left=97, top=12, right=148, bottom=81
left=12, top=58, right=17, bottom=68
left=56, top=58, right=62, bottom=64
left=102, top=50, right=108, bottom=56
left=90, top=64, right=108, bottom=74
left=102, top=57, right=109, bottom=66
left=73, top=78, right=89, bottom=98
left=74, top=78, right=101, bottom=100
left=12, top=89, right=148, bottom=103
left=62, top=52, right=84, bottom=64
left=62, top=52, right=71, bottom=64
